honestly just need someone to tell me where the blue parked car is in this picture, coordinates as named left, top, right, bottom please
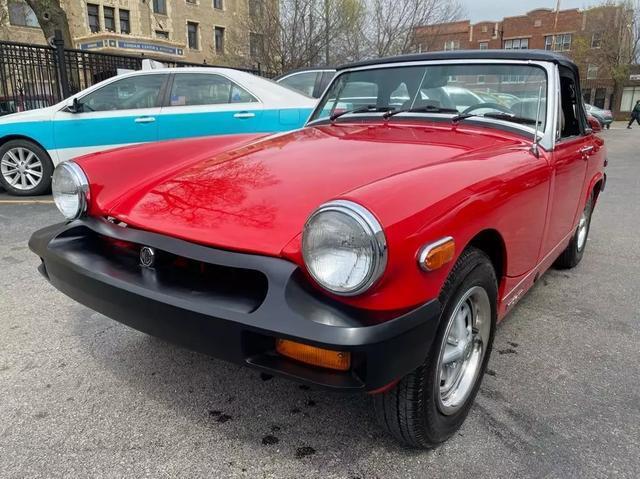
left=0, top=68, right=316, bottom=195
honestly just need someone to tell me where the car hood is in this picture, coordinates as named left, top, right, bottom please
left=0, top=105, right=56, bottom=124
left=94, top=123, right=524, bottom=256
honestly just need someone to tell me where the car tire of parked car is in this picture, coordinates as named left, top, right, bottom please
left=373, top=247, right=497, bottom=448
left=0, top=139, right=53, bottom=196
left=554, top=192, right=594, bottom=269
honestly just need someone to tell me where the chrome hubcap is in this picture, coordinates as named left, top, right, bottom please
left=1, top=147, right=43, bottom=190
left=436, top=286, right=491, bottom=415
left=577, top=209, right=589, bottom=251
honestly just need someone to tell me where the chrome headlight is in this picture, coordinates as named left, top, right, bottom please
left=52, top=161, right=89, bottom=220
left=302, top=200, right=387, bottom=296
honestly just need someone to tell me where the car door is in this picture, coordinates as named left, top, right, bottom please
left=157, top=72, right=263, bottom=141
left=277, top=71, right=321, bottom=98
left=52, top=73, right=167, bottom=162
left=542, top=70, right=590, bottom=254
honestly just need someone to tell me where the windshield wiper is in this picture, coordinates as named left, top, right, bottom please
left=330, top=104, right=392, bottom=122
left=451, top=112, right=538, bottom=126
left=382, top=105, right=459, bottom=119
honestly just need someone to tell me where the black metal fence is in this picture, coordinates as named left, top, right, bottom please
left=0, top=32, right=269, bottom=115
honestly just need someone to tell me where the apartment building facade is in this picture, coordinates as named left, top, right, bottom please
left=0, top=0, right=269, bottom=67
left=415, top=7, right=640, bottom=114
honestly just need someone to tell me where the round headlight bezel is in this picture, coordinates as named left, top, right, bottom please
left=302, top=200, right=387, bottom=296
left=52, top=161, right=90, bottom=220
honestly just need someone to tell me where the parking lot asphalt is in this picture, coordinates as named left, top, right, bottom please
left=1, top=128, right=639, bottom=479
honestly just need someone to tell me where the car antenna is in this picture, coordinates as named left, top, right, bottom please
left=531, top=85, right=543, bottom=158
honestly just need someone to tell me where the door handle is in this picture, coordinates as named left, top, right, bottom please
left=233, top=112, right=255, bottom=119
left=579, top=145, right=594, bottom=160
left=579, top=145, right=594, bottom=154
left=134, top=116, right=156, bottom=123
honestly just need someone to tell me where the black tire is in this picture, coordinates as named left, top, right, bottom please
left=554, top=192, right=594, bottom=269
left=606, top=124, right=611, bottom=130
left=0, top=139, right=53, bottom=196
left=373, top=247, right=497, bottom=448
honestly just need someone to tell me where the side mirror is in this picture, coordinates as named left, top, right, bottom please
left=66, top=97, right=82, bottom=113
left=587, top=115, right=602, bottom=133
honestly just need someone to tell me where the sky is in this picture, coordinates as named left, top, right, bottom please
left=463, top=0, right=603, bottom=23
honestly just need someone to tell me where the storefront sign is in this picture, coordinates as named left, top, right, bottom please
left=630, top=74, right=640, bottom=81
left=77, top=38, right=183, bottom=57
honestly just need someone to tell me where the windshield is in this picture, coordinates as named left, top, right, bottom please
left=310, top=63, right=548, bottom=130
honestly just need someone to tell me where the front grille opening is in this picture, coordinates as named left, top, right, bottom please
left=95, top=234, right=268, bottom=313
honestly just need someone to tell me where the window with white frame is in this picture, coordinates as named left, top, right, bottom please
left=444, top=40, right=460, bottom=51
left=504, top=38, right=528, bottom=50
left=479, top=41, right=488, bottom=50
left=587, top=64, right=598, bottom=80
left=545, top=33, right=572, bottom=51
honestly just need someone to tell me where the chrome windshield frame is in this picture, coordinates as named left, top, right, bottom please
left=306, top=59, right=558, bottom=151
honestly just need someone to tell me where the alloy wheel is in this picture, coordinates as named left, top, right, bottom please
left=435, top=285, right=491, bottom=415
left=1, top=147, right=44, bottom=191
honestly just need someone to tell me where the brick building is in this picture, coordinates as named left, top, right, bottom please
left=414, top=7, right=638, bottom=115
left=0, top=0, right=272, bottom=67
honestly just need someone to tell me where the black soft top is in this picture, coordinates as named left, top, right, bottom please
left=339, top=49, right=578, bottom=76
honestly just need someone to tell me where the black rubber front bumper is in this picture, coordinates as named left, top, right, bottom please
left=29, top=218, right=441, bottom=391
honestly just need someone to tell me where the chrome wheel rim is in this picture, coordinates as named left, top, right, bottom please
left=1, top=147, right=43, bottom=190
left=576, top=209, right=589, bottom=251
left=436, top=286, right=491, bottom=415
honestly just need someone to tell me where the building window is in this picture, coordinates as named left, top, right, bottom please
left=479, top=41, right=488, bottom=50
left=481, top=25, right=488, bottom=33
left=545, top=33, right=571, bottom=51
left=477, top=75, right=486, bottom=84
left=187, top=22, right=199, bottom=49
left=155, top=30, right=169, bottom=39
left=591, top=32, right=602, bottom=48
left=504, top=38, right=528, bottom=50
left=8, top=0, right=39, bottom=27
left=153, top=0, right=167, bottom=15
left=119, top=9, right=130, bottom=34
left=587, top=64, right=598, bottom=80
left=250, top=32, right=264, bottom=58
left=186, top=0, right=197, bottom=4
left=103, top=6, right=115, bottom=32
left=534, top=19, right=542, bottom=27
left=501, top=74, right=526, bottom=84
left=444, top=40, right=460, bottom=51
left=214, top=26, right=225, bottom=54
left=213, top=0, right=223, bottom=9
left=249, top=0, right=262, bottom=17
left=87, top=3, right=100, bottom=33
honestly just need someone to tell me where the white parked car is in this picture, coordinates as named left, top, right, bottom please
left=0, top=68, right=316, bottom=195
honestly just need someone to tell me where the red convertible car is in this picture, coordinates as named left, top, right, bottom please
left=30, top=51, right=606, bottom=448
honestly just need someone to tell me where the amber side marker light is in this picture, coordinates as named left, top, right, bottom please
left=419, top=237, right=455, bottom=271
left=275, top=339, right=351, bottom=371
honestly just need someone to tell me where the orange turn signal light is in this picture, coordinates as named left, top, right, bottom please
left=419, top=237, right=455, bottom=271
left=276, top=339, right=351, bottom=371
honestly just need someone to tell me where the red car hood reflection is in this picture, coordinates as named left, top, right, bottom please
left=105, top=123, right=521, bottom=256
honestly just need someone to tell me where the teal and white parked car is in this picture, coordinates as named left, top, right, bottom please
left=0, top=68, right=316, bottom=195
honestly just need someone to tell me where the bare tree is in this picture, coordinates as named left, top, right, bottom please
left=23, top=0, right=72, bottom=46
left=364, top=0, right=463, bottom=58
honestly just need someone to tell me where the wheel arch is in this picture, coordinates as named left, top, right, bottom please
left=0, top=134, right=51, bottom=159
left=461, top=228, right=507, bottom=284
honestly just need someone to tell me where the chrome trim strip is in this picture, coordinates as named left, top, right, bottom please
left=418, top=236, right=454, bottom=272
left=303, top=199, right=387, bottom=297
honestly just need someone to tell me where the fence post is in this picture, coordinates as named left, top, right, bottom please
left=53, top=30, right=71, bottom=100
